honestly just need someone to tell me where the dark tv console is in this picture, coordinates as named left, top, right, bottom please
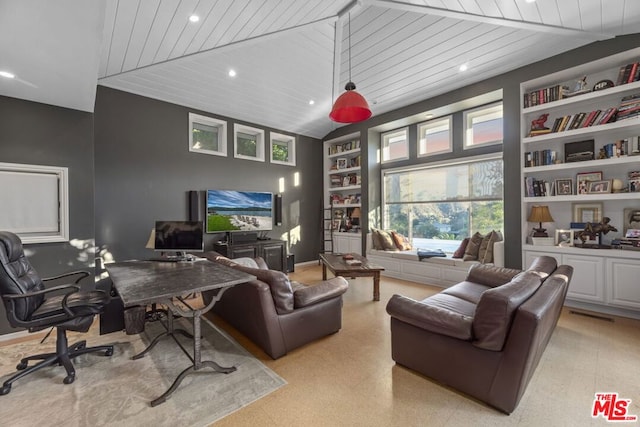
left=214, top=239, right=286, bottom=272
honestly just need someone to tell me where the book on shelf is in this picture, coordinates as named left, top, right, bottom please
left=528, top=128, right=552, bottom=137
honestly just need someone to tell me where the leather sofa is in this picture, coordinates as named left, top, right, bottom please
left=385, top=256, right=573, bottom=414
left=202, top=251, right=349, bottom=359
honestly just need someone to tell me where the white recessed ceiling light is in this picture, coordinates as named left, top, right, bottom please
left=0, top=71, right=15, bottom=79
left=189, top=15, right=200, bottom=23
left=228, top=69, right=236, bottom=77
left=459, top=64, right=468, bottom=72
left=525, top=0, right=535, bottom=3
left=308, top=100, right=315, bottom=105
left=425, top=114, right=434, bottom=119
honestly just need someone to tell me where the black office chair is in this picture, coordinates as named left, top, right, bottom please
left=0, top=231, right=113, bottom=395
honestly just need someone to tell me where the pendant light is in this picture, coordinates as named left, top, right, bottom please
left=329, top=13, right=371, bottom=123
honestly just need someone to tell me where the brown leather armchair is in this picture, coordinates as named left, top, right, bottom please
left=386, top=256, right=573, bottom=414
left=202, top=251, right=348, bottom=359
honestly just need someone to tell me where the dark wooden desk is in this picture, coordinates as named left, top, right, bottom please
left=105, top=260, right=255, bottom=406
left=319, top=253, right=384, bottom=301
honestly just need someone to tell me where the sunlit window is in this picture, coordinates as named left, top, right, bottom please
left=418, top=116, right=452, bottom=157
left=189, top=113, right=227, bottom=157
left=234, top=124, right=265, bottom=162
left=381, top=128, right=408, bottom=163
left=382, top=154, right=503, bottom=251
left=463, top=102, right=503, bottom=149
left=270, top=132, right=296, bottom=166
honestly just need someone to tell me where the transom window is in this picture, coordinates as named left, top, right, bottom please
left=383, top=154, right=503, bottom=251
left=463, top=102, right=503, bottom=149
left=189, top=113, right=227, bottom=157
left=418, top=116, right=452, bottom=157
left=234, top=124, right=265, bottom=162
left=381, top=128, right=408, bottom=163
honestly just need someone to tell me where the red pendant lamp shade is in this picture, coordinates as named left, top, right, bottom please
left=330, top=81, right=372, bottom=123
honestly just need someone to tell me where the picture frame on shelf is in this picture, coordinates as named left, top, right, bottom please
left=623, top=208, right=640, bottom=236
left=555, top=229, right=574, bottom=246
left=336, top=158, right=348, bottom=169
left=572, top=202, right=603, bottom=223
left=587, top=180, right=611, bottom=194
left=342, top=176, right=351, bottom=186
left=576, top=171, right=603, bottom=194
left=554, top=179, right=573, bottom=196
left=629, top=178, right=640, bottom=192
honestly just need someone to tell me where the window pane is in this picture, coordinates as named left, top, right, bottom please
left=418, top=117, right=452, bottom=156
left=192, top=122, right=219, bottom=151
left=383, top=157, right=503, bottom=251
left=237, top=132, right=257, bottom=157
left=465, top=103, right=503, bottom=148
left=272, top=140, right=289, bottom=162
left=382, top=128, right=408, bottom=162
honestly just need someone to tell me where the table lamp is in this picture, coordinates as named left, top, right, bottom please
left=528, top=205, right=554, bottom=237
left=145, top=229, right=156, bottom=249
left=350, top=207, right=361, bottom=226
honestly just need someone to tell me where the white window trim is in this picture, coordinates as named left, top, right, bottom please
left=270, top=132, right=296, bottom=166
left=381, top=127, right=409, bottom=163
left=188, top=113, right=228, bottom=157
left=234, top=124, right=265, bottom=162
left=463, top=102, right=503, bottom=150
left=0, top=162, right=69, bottom=244
left=417, top=115, right=453, bottom=157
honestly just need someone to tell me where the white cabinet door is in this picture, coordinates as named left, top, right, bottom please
left=607, top=258, right=640, bottom=310
left=562, top=253, right=605, bottom=303
left=333, top=233, right=361, bottom=255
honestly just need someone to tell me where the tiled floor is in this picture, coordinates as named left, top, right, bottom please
left=209, top=263, right=640, bottom=427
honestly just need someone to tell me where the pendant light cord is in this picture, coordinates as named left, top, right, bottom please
left=348, top=12, right=352, bottom=83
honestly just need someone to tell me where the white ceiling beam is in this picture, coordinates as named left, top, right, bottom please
left=365, top=0, right=614, bottom=41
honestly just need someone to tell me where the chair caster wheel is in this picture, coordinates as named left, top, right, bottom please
left=0, top=384, right=11, bottom=395
left=104, top=348, right=113, bottom=357
left=16, top=361, right=27, bottom=370
left=63, top=375, right=75, bottom=385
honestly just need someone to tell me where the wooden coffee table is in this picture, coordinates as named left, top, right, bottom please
left=319, top=253, right=385, bottom=301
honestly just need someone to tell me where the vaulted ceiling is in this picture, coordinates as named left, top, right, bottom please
left=2, top=0, right=640, bottom=138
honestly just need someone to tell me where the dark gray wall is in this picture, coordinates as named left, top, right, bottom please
left=93, top=87, right=323, bottom=267
left=326, top=33, right=640, bottom=269
left=0, top=95, right=95, bottom=335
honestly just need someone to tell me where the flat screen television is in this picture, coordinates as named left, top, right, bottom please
left=154, top=220, right=204, bottom=252
left=206, top=190, right=273, bottom=233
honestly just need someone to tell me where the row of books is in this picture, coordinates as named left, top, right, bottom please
left=550, top=108, right=618, bottom=133
left=524, top=177, right=553, bottom=197
left=524, top=150, right=557, bottom=167
left=615, top=62, right=640, bottom=86
left=616, top=92, right=640, bottom=121
left=522, top=84, right=568, bottom=108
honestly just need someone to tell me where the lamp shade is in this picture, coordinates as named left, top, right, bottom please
left=329, top=82, right=372, bottom=123
left=527, top=205, right=554, bottom=223
left=351, top=207, right=361, bottom=218
left=145, top=228, right=156, bottom=249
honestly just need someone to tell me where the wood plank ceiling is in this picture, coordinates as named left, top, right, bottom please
left=2, top=0, right=640, bottom=139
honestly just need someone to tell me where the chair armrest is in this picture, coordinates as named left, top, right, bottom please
left=2, top=285, right=108, bottom=317
left=386, top=294, right=473, bottom=340
left=293, top=277, right=349, bottom=308
left=42, top=270, right=90, bottom=285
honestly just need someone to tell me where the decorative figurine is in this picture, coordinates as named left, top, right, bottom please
left=573, top=75, right=587, bottom=92
left=530, top=113, right=549, bottom=131
left=576, top=217, right=618, bottom=244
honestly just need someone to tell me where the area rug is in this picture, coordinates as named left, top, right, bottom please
left=0, top=317, right=286, bottom=426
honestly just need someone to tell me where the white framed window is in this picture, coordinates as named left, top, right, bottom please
left=418, top=116, right=452, bottom=157
left=381, top=127, right=409, bottom=163
left=189, top=113, right=227, bottom=157
left=234, top=124, right=265, bottom=162
left=0, top=162, right=69, bottom=243
left=382, top=154, right=503, bottom=252
left=270, top=132, right=296, bottom=166
left=463, top=102, right=503, bottom=149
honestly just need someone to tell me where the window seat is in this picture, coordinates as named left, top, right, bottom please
left=365, top=235, right=504, bottom=288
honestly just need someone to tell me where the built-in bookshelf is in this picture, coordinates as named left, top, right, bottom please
left=323, top=132, right=362, bottom=255
left=520, top=47, right=640, bottom=319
